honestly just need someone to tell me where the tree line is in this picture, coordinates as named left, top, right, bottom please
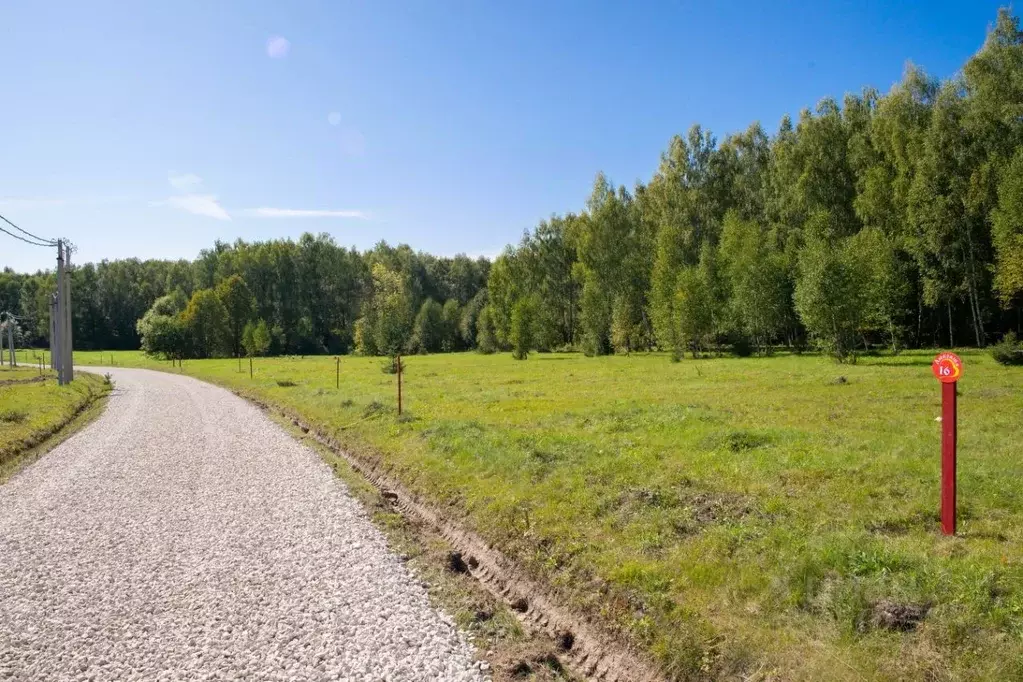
left=0, top=235, right=490, bottom=359
left=1, top=9, right=1021, bottom=361
left=487, top=8, right=1023, bottom=360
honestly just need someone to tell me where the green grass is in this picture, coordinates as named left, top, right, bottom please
left=0, top=368, right=109, bottom=480
left=0, top=348, right=52, bottom=372
left=77, top=349, right=1023, bottom=680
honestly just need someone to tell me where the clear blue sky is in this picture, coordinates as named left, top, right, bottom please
left=0, top=1, right=1008, bottom=272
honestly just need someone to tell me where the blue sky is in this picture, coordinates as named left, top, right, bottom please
left=0, top=0, right=1008, bottom=272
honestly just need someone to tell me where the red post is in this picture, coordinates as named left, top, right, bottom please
left=932, top=351, right=962, bottom=536
left=397, top=354, right=403, bottom=415
left=941, top=381, right=957, bottom=535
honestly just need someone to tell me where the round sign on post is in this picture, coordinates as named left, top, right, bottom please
left=932, top=352, right=963, bottom=536
left=932, top=352, right=963, bottom=383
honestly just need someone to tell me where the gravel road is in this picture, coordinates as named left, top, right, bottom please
left=0, top=368, right=487, bottom=682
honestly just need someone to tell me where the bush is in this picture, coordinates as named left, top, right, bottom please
left=380, top=356, right=404, bottom=374
left=730, top=336, right=754, bottom=357
left=991, top=332, right=1023, bottom=366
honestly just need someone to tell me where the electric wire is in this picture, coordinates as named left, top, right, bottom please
left=0, top=213, right=57, bottom=246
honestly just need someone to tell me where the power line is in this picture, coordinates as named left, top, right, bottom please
left=0, top=222, right=53, bottom=246
left=0, top=213, right=57, bottom=246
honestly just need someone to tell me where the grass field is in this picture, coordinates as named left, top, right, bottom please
left=0, top=364, right=109, bottom=481
left=77, top=349, right=1023, bottom=680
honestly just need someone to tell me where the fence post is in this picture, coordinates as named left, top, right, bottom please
left=397, top=354, right=403, bottom=416
left=335, top=356, right=340, bottom=389
left=249, top=356, right=253, bottom=379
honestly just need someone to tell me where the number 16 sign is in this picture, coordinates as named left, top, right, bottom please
left=932, top=352, right=963, bottom=535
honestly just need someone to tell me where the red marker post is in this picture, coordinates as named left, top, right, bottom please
left=932, top=352, right=963, bottom=536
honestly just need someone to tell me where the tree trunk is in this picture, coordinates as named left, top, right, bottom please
left=968, top=279, right=983, bottom=347
left=964, top=224, right=985, bottom=347
left=947, top=300, right=954, bottom=348
left=915, top=293, right=923, bottom=349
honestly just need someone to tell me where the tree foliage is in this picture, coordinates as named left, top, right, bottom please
left=510, top=296, right=538, bottom=360
left=410, top=298, right=445, bottom=354
left=215, top=274, right=255, bottom=358
left=182, top=289, right=229, bottom=359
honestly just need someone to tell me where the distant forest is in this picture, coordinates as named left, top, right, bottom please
left=2, top=9, right=1022, bottom=361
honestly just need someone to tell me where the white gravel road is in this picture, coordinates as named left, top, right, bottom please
left=0, top=368, right=487, bottom=682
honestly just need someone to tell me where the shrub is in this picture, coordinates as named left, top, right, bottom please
left=381, top=356, right=404, bottom=374
left=730, top=336, right=754, bottom=357
left=991, top=332, right=1023, bottom=366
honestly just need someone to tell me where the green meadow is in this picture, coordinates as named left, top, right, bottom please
left=77, top=349, right=1023, bottom=681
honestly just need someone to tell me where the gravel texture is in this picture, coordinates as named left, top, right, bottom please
left=0, top=368, right=487, bottom=682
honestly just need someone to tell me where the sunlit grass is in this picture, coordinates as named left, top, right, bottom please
left=77, top=348, right=1023, bottom=680
left=0, top=370, right=107, bottom=478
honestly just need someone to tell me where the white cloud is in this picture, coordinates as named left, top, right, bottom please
left=168, top=172, right=203, bottom=192
left=152, top=195, right=231, bottom=221
left=328, top=112, right=341, bottom=126
left=243, top=207, right=368, bottom=219
left=266, top=36, right=290, bottom=58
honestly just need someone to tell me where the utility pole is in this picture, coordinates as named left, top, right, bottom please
left=6, top=320, right=14, bottom=368
left=55, top=242, right=65, bottom=384
left=50, top=294, right=60, bottom=376
left=54, top=240, right=73, bottom=385
left=63, top=242, right=74, bottom=382
left=49, top=295, right=56, bottom=370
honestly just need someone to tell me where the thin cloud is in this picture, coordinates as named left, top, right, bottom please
left=168, top=172, right=203, bottom=191
left=244, top=207, right=368, bottom=219
left=266, top=36, right=290, bottom=58
left=152, top=195, right=231, bottom=221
